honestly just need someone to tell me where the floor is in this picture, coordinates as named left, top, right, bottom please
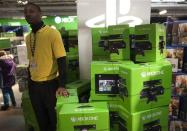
left=0, top=84, right=25, bottom=131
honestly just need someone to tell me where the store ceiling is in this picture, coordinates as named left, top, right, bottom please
left=0, top=0, right=187, bottom=19
left=0, top=0, right=77, bottom=18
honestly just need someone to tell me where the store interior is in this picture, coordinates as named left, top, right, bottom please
left=0, top=0, right=187, bottom=131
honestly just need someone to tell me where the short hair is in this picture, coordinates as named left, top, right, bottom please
left=0, top=50, right=6, bottom=57
left=24, top=2, right=41, bottom=12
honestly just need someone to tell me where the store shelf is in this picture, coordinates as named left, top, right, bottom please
left=167, top=44, right=187, bottom=48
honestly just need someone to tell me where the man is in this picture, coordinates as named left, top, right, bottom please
left=24, top=2, right=68, bottom=131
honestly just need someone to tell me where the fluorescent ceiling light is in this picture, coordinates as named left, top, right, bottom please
left=159, top=9, right=167, bottom=15
left=42, top=16, right=47, bottom=19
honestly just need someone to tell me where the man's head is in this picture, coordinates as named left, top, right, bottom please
left=24, top=2, right=42, bottom=25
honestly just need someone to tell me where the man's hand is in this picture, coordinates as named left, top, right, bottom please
left=56, top=87, right=69, bottom=97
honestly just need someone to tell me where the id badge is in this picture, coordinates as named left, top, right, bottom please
left=30, top=58, right=37, bottom=69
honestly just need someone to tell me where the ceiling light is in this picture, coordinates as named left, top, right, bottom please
left=159, top=9, right=167, bottom=15
left=17, top=0, right=22, bottom=4
left=42, top=16, right=47, bottom=19
left=22, top=1, right=28, bottom=5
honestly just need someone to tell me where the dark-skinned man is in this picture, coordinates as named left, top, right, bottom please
left=24, top=2, right=69, bottom=131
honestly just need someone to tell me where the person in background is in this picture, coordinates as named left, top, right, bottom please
left=0, top=50, right=16, bottom=111
left=24, top=2, right=68, bottom=131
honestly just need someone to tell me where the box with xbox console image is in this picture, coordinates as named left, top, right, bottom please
left=66, top=54, right=80, bottom=83
left=90, top=60, right=133, bottom=101
left=56, top=89, right=79, bottom=115
left=56, top=89, right=79, bottom=131
left=107, top=25, right=129, bottom=61
left=123, top=27, right=135, bottom=61
left=118, top=105, right=169, bottom=131
left=118, top=60, right=172, bottom=113
left=22, top=90, right=40, bottom=131
left=133, top=23, right=166, bottom=62
left=90, top=100, right=121, bottom=131
left=67, top=30, right=78, bottom=56
left=91, top=27, right=110, bottom=61
left=66, top=80, right=91, bottom=103
left=58, top=102, right=109, bottom=131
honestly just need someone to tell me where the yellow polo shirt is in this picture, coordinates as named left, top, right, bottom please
left=26, top=25, right=66, bottom=81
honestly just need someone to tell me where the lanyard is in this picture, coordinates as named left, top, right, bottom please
left=30, top=33, right=36, bottom=57
left=29, top=25, right=46, bottom=57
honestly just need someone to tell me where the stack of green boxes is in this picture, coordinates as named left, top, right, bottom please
left=92, top=27, right=110, bottom=61
left=65, top=30, right=80, bottom=83
left=90, top=25, right=132, bottom=131
left=118, top=60, right=172, bottom=131
left=58, top=102, right=109, bottom=131
left=56, top=87, right=110, bottom=131
left=133, top=24, right=166, bottom=62
left=90, top=23, right=172, bottom=131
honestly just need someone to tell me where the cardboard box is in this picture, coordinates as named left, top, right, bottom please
left=134, top=24, right=166, bottom=62
left=108, top=25, right=129, bottom=61
left=118, top=106, right=169, bottom=131
left=119, top=60, right=172, bottom=113
left=90, top=60, right=133, bottom=101
left=58, top=102, right=109, bottom=131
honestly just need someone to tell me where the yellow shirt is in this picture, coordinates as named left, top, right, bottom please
left=26, top=25, right=66, bottom=81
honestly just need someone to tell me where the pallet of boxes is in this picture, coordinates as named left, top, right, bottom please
left=56, top=23, right=172, bottom=131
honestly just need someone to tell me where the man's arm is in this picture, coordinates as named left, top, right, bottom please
left=56, top=56, right=69, bottom=96
left=57, top=56, right=66, bottom=87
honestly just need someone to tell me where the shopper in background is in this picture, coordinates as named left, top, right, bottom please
left=24, top=2, right=68, bottom=131
left=0, top=50, right=16, bottom=111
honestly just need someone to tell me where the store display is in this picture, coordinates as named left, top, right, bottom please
left=166, top=47, right=184, bottom=72
left=118, top=106, right=169, bottom=131
left=90, top=60, right=133, bottom=101
left=178, top=88, right=187, bottom=122
left=66, top=80, right=91, bottom=103
left=118, top=60, right=172, bottom=112
left=92, top=27, right=110, bottom=60
left=124, top=27, right=135, bottom=61
left=56, top=89, right=79, bottom=131
left=107, top=25, right=129, bottom=60
left=173, top=74, right=187, bottom=96
left=0, top=38, right=11, bottom=49
left=134, top=23, right=166, bottom=62
left=58, top=102, right=109, bottom=131
left=66, top=55, right=80, bottom=83
left=67, top=30, right=78, bottom=56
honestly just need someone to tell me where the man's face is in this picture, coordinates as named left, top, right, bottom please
left=24, top=5, right=41, bottom=24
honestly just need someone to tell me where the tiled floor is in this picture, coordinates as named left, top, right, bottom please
left=0, top=84, right=25, bottom=131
